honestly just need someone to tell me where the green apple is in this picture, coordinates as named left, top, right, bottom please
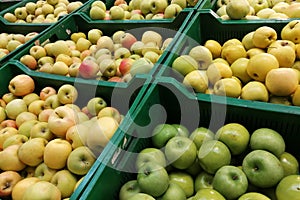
left=242, top=150, right=284, bottom=188
left=30, top=121, right=55, bottom=141
left=238, top=192, right=271, bottom=200
left=152, top=123, right=179, bottom=148
left=193, top=188, right=225, bottom=200
left=212, top=165, right=248, bottom=199
left=189, top=127, right=214, bottom=149
left=137, top=162, right=169, bottom=197
left=86, top=97, right=107, bottom=116
left=198, top=140, right=231, bottom=174
left=275, top=174, right=300, bottom=200
left=249, top=128, right=285, bottom=158
left=18, top=119, right=39, bottom=138
left=50, top=169, right=77, bottom=198
left=172, top=124, right=189, bottom=137
left=34, top=162, right=57, bottom=181
left=22, top=181, right=61, bottom=200
left=159, top=182, right=186, bottom=200
left=119, top=180, right=141, bottom=200
left=128, top=193, right=155, bottom=200
left=169, top=171, right=194, bottom=198
left=165, top=136, right=197, bottom=170
left=172, top=55, right=198, bottom=76
left=67, top=146, right=96, bottom=175
left=279, top=152, right=299, bottom=177
left=215, top=123, right=250, bottom=155
left=194, top=171, right=214, bottom=192
left=136, top=147, right=166, bottom=169
left=185, top=158, right=202, bottom=177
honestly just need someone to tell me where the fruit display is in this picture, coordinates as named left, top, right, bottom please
left=119, top=122, right=299, bottom=199
left=1, top=0, right=86, bottom=24
left=164, top=12, right=300, bottom=107
left=82, top=0, right=199, bottom=20
left=212, top=0, right=300, bottom=20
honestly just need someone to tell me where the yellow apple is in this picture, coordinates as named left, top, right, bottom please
left=183, top=70, right=209, bottom=93
left=213, top=77, right=242, bottom=98
left=206, top=62, right=233, bottom=85
left=240, top=81, right=269, bottom=102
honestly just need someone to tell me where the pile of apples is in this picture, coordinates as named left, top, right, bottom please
left=88, top=0, right=197, bottom=20
left=3, top=0, right=84, bottom=23
left=172, top=19, right=300, bottom=107
left=19, top=28, right=173, bottom=83
left=119, top=122, right=299, bottom=199
left=0, top=74, right=123, bottom=199
left=0, top=32, right=39, bottom=59
left=216, top=0, right=300, bottom=20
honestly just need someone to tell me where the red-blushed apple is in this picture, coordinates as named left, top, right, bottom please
left=28, top=100, right=45, bottom=116
left=119, top=58, right=134, bottom=75
left=120, top=33, right=138, bottom=49
left=57, top=84, right=78, bottom=105
left=97, top=106, right=122, bottom=124
left=0, top=171, right=22, bottom=198
left=0, top=126, right=18, bottom=150
left=67, top=146, right=96, bottom=175
left=78, top=58, right=100, bottom=79
left=34, top=162, right=57, bottom=182
left=38, top=108, right=54, bottom=122
left=48, top=105, right=79, bottom=138
left=0, top=120, right=17, bottom=129
left=108, top=76, right=123, bottom=82
left=15, top=111, right=37, bottom=127
left=18, top=137, right=48, bottom=167
left=11, top=177, right=40, bottom=200
left=8, top=74, right=35, bottom=97
left=40, top=86, right=57, bottom=101
left=86, top=117, right=119, bottom=157
left=22, top=181, right=61, bottom=200
left=5, top=99, right=28, bottom=120
left=81, top=106, right=93, bottom=118
left=43, top=138, right=73, bottom=170
left=20, top=54, right=38, bottom=70
left=0, top=144, right=26, bottom=171
left=50, top=169, right=77, bottom=198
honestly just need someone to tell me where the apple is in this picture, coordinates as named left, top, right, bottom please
left=109, top=5, right=125, bottom=20
left=67, top=146, right=96, bottom=175
left=78, top=58, right=100, bottom=79
left=281, top=20, right=300, bottom=44
left=252, top=26, right=277, bottom=49
left=206, top=62, right=232, bottom=85
left=8, top=74, right=35, bottom=97
left=88, top=29, right=102, bottom=45
left=250, top=128, right=285, bottom=158
left=193, top=188, right=226, bottom=200
left=172, top=124, right=189, bottom=137
left=18, top=119, right=39, bottom=137
left=43, top=138, right=72, bottom=170
left=136, top=147, right=166, bottom=169
left=2, top=134, right=28, bottom=149
left=20, top=54, right=38, bottom=70
left=0, top=144, right=26, bottom=171
left=165, top=136, right=197, bottom=170
left=169, top=171, right=194, bottom=198
left=97, top=106, right=122, bottom=123
left=198, top=140, right=231, bottom=174
left=22, top=181, right=61, bottom=200
left=279, top=152, right=299, bottom=177
left=29, top=45, right=47, bottom=60
left=23, top=93, right=40, bottom=106
left=119, top=180, right=141, bottom=200
left=86, top=97, right=107, bottom=116
left=120, top=33, right=138, bottom=50
left=189, top=127, right=214, bottom=149
left=52, top=61, right=69, bottom=75
left=99, top=58, right=117, bottom=77
left=27, top=100, right=45, bottom=116
left=128, top=193, right=155, bottom=200
left=230, top=57, right=252, bottom=84
left=242, top=150, right=284, bottom=188
left=164, top=4, right=182, bottom=18
left=130, top=57, right=154, bottom=77
left=240, top=81, right=269, bottom=102
left=15, top=111, right=37, bottom=127
left=3, top=13, right=17, bottom=23
left=30, top=121, right=55, bottom=141
left=11, top=177, right=40, bottom=200
left=97, top=36, right=114, bottom=52
left=50, top=169, right=77, bottom=198
left=183, top=70, right=209, bottom=93
left=212, top=165, right=248, bottom=199
left=40, top=86, right=56, bottom=101
left=65, top=123, right=89, bottom=149
left=114, top=47, right=131, bottom=59
left=18, top=137, right=48, bottom=167
left=151, top=123, right=179, bottom=148
left=86, top=117, right=119, bottom=157
left=89, top=5, right=106, bottom=20
left=0, top=171, right=22, bottom=197
left=33, top=162, right=57, bottom=182
left=68, top=62, right=81, bottom=77
left=2, top=93, right=18, bottom=104
left=188, top=45, right=213, bottom=70
left=38, top=108, right=54, bottom=122
left=0, top=119, right=17, bottom=129
left=0, top=126, right=18, bottom=150
left=215, top=123, right=250, bottom=155
left=276, top=174, right=300, bottom=200
left=267, top=40, right=296, bottom=68
left=76, top=37, right=92, bottom=52
left=159, top=182, right=186, bottom=200
left=194, top=171, right=214, bottom=192
left=137, top=162, right=169, bottom=197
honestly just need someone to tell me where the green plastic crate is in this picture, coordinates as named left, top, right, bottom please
left=0, top=0, right=21, bottom=11
left=0, top=0, right=90, bottom=25
left=0, top=60, right=152, bottom=200
left=71, top=76, right=300, bottom=199
left=154, top=9, right=300, bottom=115
left=10, top=11, right=195, bottom=83
left=77, top=0, right=199, bottom=22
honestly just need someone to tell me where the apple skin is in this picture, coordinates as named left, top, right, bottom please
left=22, top=181, right=61, bottom=200
left=242, top=150, right=284, bottom=188
left=249, top=128, right=285, bottom=158
left=159, top=182, right=186, bottom=200
left=79, top=59, right=100, bottom=79
left=120, top=33, right=138, bottom=50
left=165, top=136, right=197, bottom=170
left=0, top=171, right=22, bottom=197
left=193, top=188, right=226, bottom=200
left=50, top=169, right=77, bottom=198
left=0, top=126, right=18, bottom=150
left=5, top=99, right=28, bottom=120
left=137, top=162, right=169, bottom=197
left=198, top=140, right=231, bottom=174
left=238, top=192, right=271, bottom=200
left=151, top=123, right=179, bottom=148
left=215, top=123, right=250, bottom=155
left=212, top=165, right=248, bottom=199
left=67, top=146, right=96, bottom=175
left=11, top=177, right=40, bottom=200
left=275, top=174, right=300, bottom=200
left=57, top=84, right=78, bottom=105
left=135, top=147, right=166, bottom=169
left=86, top=97, right=107, bottom=116
left=279, top=152, right=299, bottom=177
left=40, top=86, right=56, bottom=101
left=128, top=193, right=155, bottom=200
left=194, top=171, right=214, bottom=192
left=0, top=144, right=26, bottom=171
left=172, top=55, right=199, bottom=76
left=34, top=162, right=57, bottom=181
left=189, top=127, right=214, bottom=149
left=169, top=171, right=194, bottom=198
left=119, top=180, right=141, bottom=200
